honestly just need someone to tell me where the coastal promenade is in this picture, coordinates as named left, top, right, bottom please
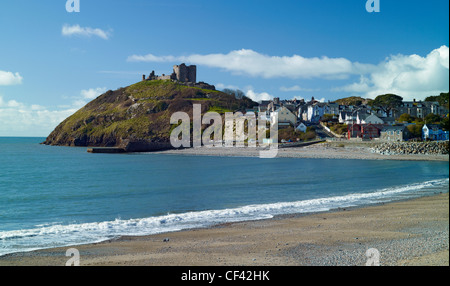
left=153, top=141, right=449, bottom=162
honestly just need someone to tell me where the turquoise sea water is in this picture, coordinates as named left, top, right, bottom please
left=0, top=137, right=448, bottom=256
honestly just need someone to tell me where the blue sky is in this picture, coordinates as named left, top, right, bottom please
left=0, top=0, right=448, bottom=136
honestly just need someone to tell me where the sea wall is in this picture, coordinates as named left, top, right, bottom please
left=370, top=141, right=449, bottom=155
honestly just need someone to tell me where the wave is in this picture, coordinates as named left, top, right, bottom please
left=0, top=178, right=448, bottom=257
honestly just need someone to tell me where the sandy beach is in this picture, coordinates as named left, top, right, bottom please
left=0, top=192, right=448, bottom=266
left=0, top=142, right=447, bottom=267
left=153, top=141, right=449, bottom=162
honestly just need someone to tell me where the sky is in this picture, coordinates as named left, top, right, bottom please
left=0, top=0, right=448, bottom=136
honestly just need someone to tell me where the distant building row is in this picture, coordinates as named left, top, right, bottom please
left=248, top=96, right=448, bottom=142
left=255, top=96, right=448, bottom=126
left=347, top=123, right=449, bottom=142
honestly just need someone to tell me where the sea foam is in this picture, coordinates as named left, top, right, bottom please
left=0, top=178, right=448, bottom=257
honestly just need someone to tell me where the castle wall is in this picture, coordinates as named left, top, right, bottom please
left=156, top=74, right=172, bottom=80
left=143, top=64, right=197, bottom=83
left=187, top=65, right=196, bottom=83
left=173, top=64, right=187, bottom=82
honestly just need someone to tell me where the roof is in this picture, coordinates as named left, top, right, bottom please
left=381, top=125, right=407, bottom=132
left=423, top=124, right=441, bottom=130
left=362, top=123, right=383, bottom=129
left=258, top=100, right=271, bottom=106
left=357, top=112, right=369, bottom=120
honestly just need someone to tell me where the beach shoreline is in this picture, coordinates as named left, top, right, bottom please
left=152, top=142, right=449, bottom=162
left=1, top=192, right=448, bottom=266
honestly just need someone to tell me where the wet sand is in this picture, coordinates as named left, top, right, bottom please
left=1, top=193, right=448, bottom=266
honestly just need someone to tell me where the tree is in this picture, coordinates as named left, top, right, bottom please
left=424, top=113, right=441, bottom=124
left=441, top=116, right=449, bottom=131
left=425, top=92, right=449, bottom=109
left=398, top=113, right=413, bottom=123
left=371, top=94, right=403, bottom=117
left=407, top=124, right=424, bottom=139
left=321, top=114, right=335, bottom=123
left=222, top=88, right=246, bottom=100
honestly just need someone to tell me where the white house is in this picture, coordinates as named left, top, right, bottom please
left=305, top=103, right=328, bottom=123
left=339, top=111, right=356, bottom=125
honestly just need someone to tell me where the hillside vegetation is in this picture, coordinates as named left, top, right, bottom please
left=43, top=80, right=257, bottom=151
left=333, top=96, right=373, bottom=106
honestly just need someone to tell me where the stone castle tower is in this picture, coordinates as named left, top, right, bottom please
left=143, top=63, right=196, bottom=83
left=173, top=63, right=196, bottom=83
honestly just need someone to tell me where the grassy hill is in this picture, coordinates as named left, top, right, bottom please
left=43, top=80, right=257, bottom=151
left=333, top=96, right=373, bottom=106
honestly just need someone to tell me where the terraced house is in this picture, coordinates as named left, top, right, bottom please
left=380, top=126, right=410, bottom=142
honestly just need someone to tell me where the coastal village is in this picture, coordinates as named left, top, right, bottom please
left=249, top=94, right=449, bottom=143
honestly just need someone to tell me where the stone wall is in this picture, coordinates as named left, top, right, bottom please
left=370, top=141, right=449, bottom=155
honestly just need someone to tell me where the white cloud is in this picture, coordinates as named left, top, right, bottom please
left=0, top=95, right=78, bottom=137
left=245, top=89, right=273, bottom=102
left=0, top=71, right=23, bottom=86
left=81, top=87, right=107, bottom=99
left=127, top=54, right=178, bottom=63
left=280, top=85, right=319, bottom=92
left=128, top=46, right=448, bottom=100
left=316, top=97, right=326, bottom=103
left=0, top=86, right=107, bottom=136
left=213, top=83, right=273, bottom=102
left=215, top=83, right=240, bottom=91
left=62, top=24, right=111, bottom=40
left=127, top=49, right=366, bottom=79
left=334, top=46, right=449, bottom=101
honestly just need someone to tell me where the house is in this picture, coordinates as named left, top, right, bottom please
left=347, top=124, right=382, bottom=139
left=361, top=124, right=383, bottom=139
left=298, top=98, right=329, bottom=123
left=258, top=100, right=272, bottom=112
left=339, top=111, right=356, bottom=125
left=347, top=124, right=362, bottom=139
left=326, top=102, right=341, bottom=116
left=306, top=103, right=329, bottom=123
left=380, top=125, right=409, bottom=142
left=296, top=122, right=307, bottom=133
left=275, top=106, right=297, bottom=128
left=397, top=99, right=448, bottom=119
left=356, top=113, right=384, bottom=125
left=381, top=117, right=395, bottom=126
left=422, top=124, right=449, bottom=141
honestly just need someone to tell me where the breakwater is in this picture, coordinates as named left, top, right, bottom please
left=370, top=141, right=449, bottom=155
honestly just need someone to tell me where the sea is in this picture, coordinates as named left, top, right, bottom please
left=0, top=137, right=448, bottom=256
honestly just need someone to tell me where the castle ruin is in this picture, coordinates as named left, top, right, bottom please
left=143, top=63, right=197, bottom=83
